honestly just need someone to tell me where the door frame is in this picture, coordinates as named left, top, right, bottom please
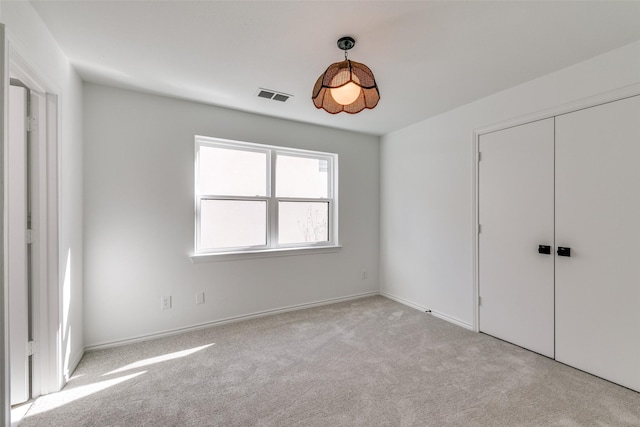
left=8, top=78, right=31, bottom=406
left=471, top=83, right=640, bottom=332
left=6, top=40, right=61, bottom=401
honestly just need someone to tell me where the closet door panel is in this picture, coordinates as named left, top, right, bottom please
left=555, top=95, right=640, bottom=392
left=479, top=118, right=555, bottom=358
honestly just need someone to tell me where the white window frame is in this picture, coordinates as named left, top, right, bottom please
left=193, top=135, right=339, bottom=258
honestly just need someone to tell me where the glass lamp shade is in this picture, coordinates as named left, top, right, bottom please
left=312, top=60, right=380, bottom=114
left=330, top=70, right=361, bottom=105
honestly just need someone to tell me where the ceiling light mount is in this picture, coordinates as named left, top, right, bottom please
left=336, top=36, right=355, bottom=52
left=312, top=36, right=380, bottom=114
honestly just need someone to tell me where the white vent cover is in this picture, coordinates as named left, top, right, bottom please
left=256, top=88, right=293, bottom=102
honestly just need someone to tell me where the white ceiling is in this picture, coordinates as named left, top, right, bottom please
left=32, top=1, right=640, bottom=136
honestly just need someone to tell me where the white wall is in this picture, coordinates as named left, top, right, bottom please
left=380, top=41, right=640, bottom=328
left=83, top=83, right=380, bottom=347
left=0, top=0, right=84, bottom=389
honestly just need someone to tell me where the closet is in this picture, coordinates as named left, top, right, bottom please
left=478, top=95, right=640, bottom=392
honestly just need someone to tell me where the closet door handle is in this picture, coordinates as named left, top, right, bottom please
left=557, top=247, right=571, bottom=257
left=538, top=245, right=551, bottom=255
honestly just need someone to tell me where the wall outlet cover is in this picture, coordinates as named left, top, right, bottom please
left=196, top=292, right=205, bottom=305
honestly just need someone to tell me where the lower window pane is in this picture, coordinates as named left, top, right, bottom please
left=278, top=202, right=329, bottom=244
left=200, top=200, right=266, bottom=250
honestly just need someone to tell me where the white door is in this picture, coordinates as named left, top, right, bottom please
left=555, top=95, right=640, bottom=392
left=8, top=83, right=30, bottom=405
left=479, top=118, right=555, bottom=358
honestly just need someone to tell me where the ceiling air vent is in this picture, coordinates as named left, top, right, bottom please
left=258, top=90, right=275, bottom=99
left=256, top=88, right=293, bottom=102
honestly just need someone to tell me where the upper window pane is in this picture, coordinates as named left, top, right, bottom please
left=199, top=146, right=267, bottom=196
left=276, top=155, right=328, bottom=198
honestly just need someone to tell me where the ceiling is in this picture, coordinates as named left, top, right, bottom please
left=31, top=1, right=640, bottom=136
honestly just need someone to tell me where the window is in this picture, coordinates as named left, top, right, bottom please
left=195, top=136, right=338, bottom=255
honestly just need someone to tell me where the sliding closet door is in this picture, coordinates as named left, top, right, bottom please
left=479, top=118, right=555, bottom=358
left=555, top=95, right=640, bottom=392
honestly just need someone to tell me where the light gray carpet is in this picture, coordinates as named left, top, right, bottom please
left=21, top=296, right=640, bottom=426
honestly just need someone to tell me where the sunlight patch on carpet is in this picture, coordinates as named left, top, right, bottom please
left=103, top=343, right=215, bottom=376
left=25, top=371, right=147, bottom=417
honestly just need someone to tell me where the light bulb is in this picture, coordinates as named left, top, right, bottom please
left=329, top=69, right=361, bottom=105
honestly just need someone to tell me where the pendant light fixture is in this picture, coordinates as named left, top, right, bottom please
left=312, top=36, right=380, bottom=114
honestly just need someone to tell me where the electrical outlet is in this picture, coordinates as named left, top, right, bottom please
left=161, top=296, right=172, bottom=310
left=196, top=292, right=205, bottom=305
left=361, top=270, right=367, bottom=280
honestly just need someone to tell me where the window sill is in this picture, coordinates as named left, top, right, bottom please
left=189, top=245, right=342, bottom=263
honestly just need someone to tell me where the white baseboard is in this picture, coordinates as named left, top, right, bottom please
left=85, top=291, right=379, bottom=351
left=379, top=291, right=473, bottom=330
left=380, top=291, right=429, bottom=312
left=430, top=311, right=473, bottom=331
